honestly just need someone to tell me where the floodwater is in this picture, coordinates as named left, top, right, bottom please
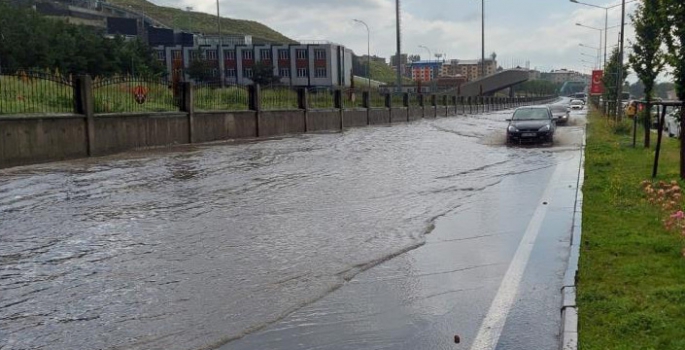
left=0, top=101, right=585, bottom=350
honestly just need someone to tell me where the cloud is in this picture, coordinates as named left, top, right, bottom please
left=150, top=0, right=639, bottom=74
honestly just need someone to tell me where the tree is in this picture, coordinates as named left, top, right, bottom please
left=602, top=48, right=630, bottom=117
left=629, top=0, right=666, bottom=148
left=662, top=0, right=685, bottom=178
left=251, top=61, right=280, bottom=86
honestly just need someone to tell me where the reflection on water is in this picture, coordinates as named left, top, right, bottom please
left=0, top=110, right=572, bottom=349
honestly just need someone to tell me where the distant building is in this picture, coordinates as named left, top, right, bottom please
left=151, top=30, right=353, bottom=87
left=542, top=69, right=587, bottom=84
left=439, top=59, right=497, bottom=81
left=409, top=61, right=442, bottom=82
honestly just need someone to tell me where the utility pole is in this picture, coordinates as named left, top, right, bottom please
left=216, top=0, right=224, bottom=86
left=395, top=0, right=402, bottom=93
left=481, top=0, right=485, bottom=79
left=615, top=0, right=626, bottom=120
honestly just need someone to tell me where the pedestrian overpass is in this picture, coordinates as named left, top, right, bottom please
left=453, top=69, right=530, bottom=97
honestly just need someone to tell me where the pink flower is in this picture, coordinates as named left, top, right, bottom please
left=671, top=211, right=685, bottom=219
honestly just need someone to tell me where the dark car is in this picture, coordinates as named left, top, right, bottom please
left=506, top=106, right=556, bottom=144
left=548, top=104, right=570, bottom=125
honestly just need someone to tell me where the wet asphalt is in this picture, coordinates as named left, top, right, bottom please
left=0, top=100, right=586, bottom=350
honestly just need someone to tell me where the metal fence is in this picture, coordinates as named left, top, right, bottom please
left=408, top=94, right=422, bottom=107
left=193, top=82, right=249, bottom=111
left=342, top=88, right=364, bottom=109
left=390, top=93, right=405, bottom=108
left=261, top=85, right=298, bottom=110
left=0, top=70, right=74, bottom=114
left=369, top=91, right=387, bottom=108
left=93, top=76, right=179, bottom=113
left=307, top=87, right=335, bottom=109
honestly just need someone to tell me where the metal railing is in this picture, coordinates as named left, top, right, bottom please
left=193, top=82, right=249, bottom=111
left=369, top=91, right=387, bottom=108
left=261, top=85, right=298, bottom=110
left=0, top=70, right=74, bottom=114
left=307, top=87, right=335, bottom=109
left=93, top=75, right=179, bottom=113
left=342, top=88, right=364, bottom=109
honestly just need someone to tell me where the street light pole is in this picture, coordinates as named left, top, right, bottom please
left=353, top=19, right=371, bottom=92
left=418, top=45, right=432, bottom=61
left=569, top=0, right=637, bottom=68
left=395, top=0, right=402, bottom=93
left=616, top=0, right=626, bottom=119
left=481, top=0, right=485, bottom=79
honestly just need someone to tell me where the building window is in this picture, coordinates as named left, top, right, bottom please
left=314, top=49, right=326, bottom=60
left=296, top=49, right=307, bottom=60
left=315, top=67, right=327, bottom=78
left=156, top=51, right=165, bottom=61
left=278, top=49, right=289, bottom=60
left=189, top=51, right=199, bottom=62
left=207, top=50, right=218, bottom=60
left=172, top=50, right=182, bottom=60
left=226, top=68, right=236, bottom=77
left=242, top=50, right=253, bottom=60
left=212, top=68, right=219, bottom=77
left=224, top=50, right=235, bottom=60
left=296, top=68, right=308, bottom=77
left=244, top=68, right=253, bottom=78
left=279, top=68, right=290, bottom=77
left=261, top=49, right=272, bottom=60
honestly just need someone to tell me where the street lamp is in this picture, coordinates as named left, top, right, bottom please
left=576, top=23, right=602, bottom=68
left=480, top=0, right=485, bottom=79
left=569, top=0, right=637, bottom=68
left=579, top=43, right=601, bottom=69
left=353, top=19, right=371, bottom=91
left=418, top=45, right=432, bottom=62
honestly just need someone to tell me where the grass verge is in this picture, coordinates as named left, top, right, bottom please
left=578, top=111, right=685, bottom=349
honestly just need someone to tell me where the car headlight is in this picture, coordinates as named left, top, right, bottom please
left=539, top=124, right=551, bottom=132
left=508, top=125, right=518, bottom=132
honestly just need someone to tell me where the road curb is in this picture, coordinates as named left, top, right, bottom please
left=560, top=124, right=586, bottom=350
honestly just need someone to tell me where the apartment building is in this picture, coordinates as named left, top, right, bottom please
left=151, top=29, right=353, bottom=87
left=409, top=61, right=442, bottom=82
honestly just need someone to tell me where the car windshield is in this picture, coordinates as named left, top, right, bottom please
left=549, top=105, right=567, bottom=113
left=512, top=108, right=550, bottom=120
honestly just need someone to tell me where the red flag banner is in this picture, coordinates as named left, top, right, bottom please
left=590, top=70, right=604, bottom=95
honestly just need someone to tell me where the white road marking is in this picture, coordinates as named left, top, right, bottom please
left=469, top=160, right=565, bottom=350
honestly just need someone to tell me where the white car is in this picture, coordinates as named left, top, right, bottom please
left=569, top=99, right=584, bottom=110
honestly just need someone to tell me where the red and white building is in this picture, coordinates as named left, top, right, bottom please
left=153, top=35, right=353, bottom=87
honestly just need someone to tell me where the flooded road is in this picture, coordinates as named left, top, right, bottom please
left=1, top=101, right=586, bottom=349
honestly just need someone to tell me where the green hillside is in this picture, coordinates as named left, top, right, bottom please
left=369, top=60, right=413, bottom=84
left=108, top=0, right=295, bottom=44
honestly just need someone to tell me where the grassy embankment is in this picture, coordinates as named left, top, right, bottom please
left=578, top=111, right=685, bottom=349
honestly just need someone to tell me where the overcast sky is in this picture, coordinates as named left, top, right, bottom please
left=151, top=0, right=639, bottom=75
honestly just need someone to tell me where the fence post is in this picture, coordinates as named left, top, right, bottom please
left=431, top=95, right=437, bottom=118
left=334, top=89, right=343, bottom=130
left=403, top=93, right=409, bottom=121
left=363, top=91, right=370, bottom=125
left=298, top=88, right=308, bottom=132
left=74, top=75, right=95, bottom=156
left=249, top=84, right=261, bottom=137
left=385, top=93, right=392, bottom=124
left=451, top=96, right=457, bottom=115
left=179, top=82, right=194, bottom=143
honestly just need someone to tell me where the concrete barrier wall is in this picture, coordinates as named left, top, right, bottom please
left=93, top=113, right=189, bottom=155
left=390, top=107, right=408, bottom=123
left=0, top=96, right=557, bottom=169
left=258, top=110, right=306, bottom=137
left=369, top=108, right=390, bottom=125
left=425, top=106, right=437, bottom=118
left=193, top=111, right=257, bottom=142
left=0, top=115, right=88, bottom=168
left=342, top=109, right=368, bottom=128
left=306, top=110, right=342, bottom=132
left=408, top=107, right=423, bottom=121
